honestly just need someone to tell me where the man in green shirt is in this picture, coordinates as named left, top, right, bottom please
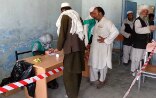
left=32, top=33, right=59, bottom=89
left=83, top=6, right=96, bottom=46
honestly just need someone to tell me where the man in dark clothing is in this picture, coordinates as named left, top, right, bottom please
left=149, top=13, right=154, bottom=25
left=148, top=13, right=155, bottom=42
left=120, top=11, right=135, bottom=65
left=130, top=5, right=156, bottom=76
left=55, top=2, right=85, bottom=98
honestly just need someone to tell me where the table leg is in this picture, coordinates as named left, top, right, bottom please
left=35, top=78, right=47, bottom=98
left=25, top=68, right=48, bottom=98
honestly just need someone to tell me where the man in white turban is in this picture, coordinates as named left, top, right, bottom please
left=55, top=2, right=85, bottom=98
left=89, top=7, right=119, bottom=89
left=131, top=5, right=156, bottom=76
left=120, top=11, right=135, bottom=65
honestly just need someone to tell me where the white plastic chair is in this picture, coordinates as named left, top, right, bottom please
left=138, top=42, right=156, bottom=90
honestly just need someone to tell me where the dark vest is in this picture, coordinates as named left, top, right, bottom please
left=61, top=15, right=85, bottom=54
left=123, top=23, right=133, bottom=46
left=133, top=17, right=149, bottom=49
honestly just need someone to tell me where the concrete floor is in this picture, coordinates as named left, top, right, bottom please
left=0, top=60, right=156, bottom=98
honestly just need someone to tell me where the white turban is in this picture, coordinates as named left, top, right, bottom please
left=127, top=11, right=133, bottom=15
left=89, top=6, right=96, bottom=12
left=61, top=2, right=71, bottom=8
left=138, top=5, right=149, bottom=14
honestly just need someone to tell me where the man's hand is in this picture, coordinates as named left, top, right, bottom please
left=149, top=25, right=156, bottom=32
left=48, top=48, right=54, bottom=53
left=97, top=36, right=105, bottom=43
left=86, top=44, right=90, bottom=50
left=54, top=49, right=59, bottom=53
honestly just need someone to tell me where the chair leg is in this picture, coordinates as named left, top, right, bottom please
left=120, top=52, right=122, bottom=65
left=138, top=75, right=141, bottom=91
left=143, top=75, right=145, bottom=83
left=119, top=54, right=121, bottom=65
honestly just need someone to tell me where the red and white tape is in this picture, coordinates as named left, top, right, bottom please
left=123, top=44, right=156, bottom=98
left=0, top=66, right=63, bottom=94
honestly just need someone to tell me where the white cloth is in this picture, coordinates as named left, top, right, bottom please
left=90, top=66, right=108, bottom=82
left=131, top=48, right=145, bottom=72
left=89, top=6, right=96, bottom=12
left=89, top=17, right=119, bottom=69
left=123, top=45, right=132, bottom=63
left=56, top=10, right=84, bottom=40
left=84, top=16, right=95, bottom=46
left=120, top=18, right=134, bottom=38
left=84, top=23, right=88, bottom=46
left=134, top=19, right=150, bottom=34
left=138, top=5, right=149, bottom=15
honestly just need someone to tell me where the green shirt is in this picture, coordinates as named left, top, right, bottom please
left=83, top=18, right=96, bottom=41
left=32, top=41, right=45, bottom=56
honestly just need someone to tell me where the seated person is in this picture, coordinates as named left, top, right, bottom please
left=32, top=33, right=58, bottom=89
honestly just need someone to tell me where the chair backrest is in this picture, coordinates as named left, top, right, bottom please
left=15, top=50, right=32, bottom=61
left=144, top=42, right=156, bottom=63
left=146, top=42, right=156, bottom=53
left=115, top=34, right=124, bottom=41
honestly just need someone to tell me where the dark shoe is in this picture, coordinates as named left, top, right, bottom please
left=128, top=60, right=131, bottom=64
left=123, top=63, right=129, bottom=66
left=90, top=80, right=100, bottom=87
left=96, top=80, right=106, bottom=89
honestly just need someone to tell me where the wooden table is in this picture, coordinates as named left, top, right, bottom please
left=23, top=51, right=89, bottom=98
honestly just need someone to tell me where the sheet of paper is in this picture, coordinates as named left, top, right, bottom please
left=48, top=53, right=56, bottom=56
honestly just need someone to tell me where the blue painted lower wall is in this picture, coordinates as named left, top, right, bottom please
left=0, top=0, right=82, bottom=81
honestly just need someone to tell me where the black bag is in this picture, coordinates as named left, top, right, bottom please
left=11, top=60, right=33, bottom=81
left=20, top=62, right=36, bottom=97
left=0, top=77, right=14, bottom=87
left=0, top=60, right=36, bottom=97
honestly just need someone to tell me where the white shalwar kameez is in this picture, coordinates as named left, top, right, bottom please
left=120, top=19, right=134, bottom=63
left=131, top=19, right=151, bottom=72
left=89, top=17, right=119, bottom=82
